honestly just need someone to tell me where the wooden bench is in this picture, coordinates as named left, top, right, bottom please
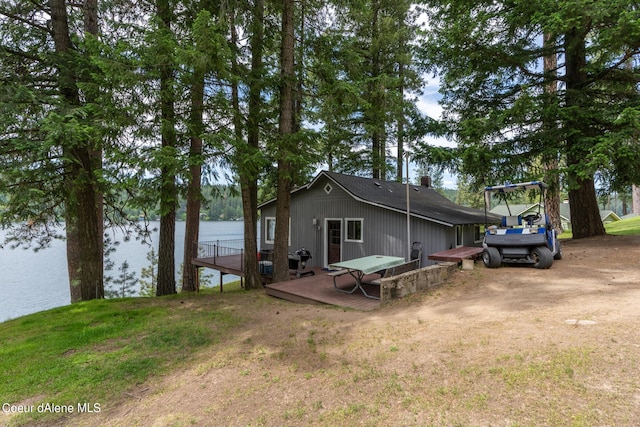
left=327, top=269, right=350, bottom=281
left=370, top=259, right=420, bottom=285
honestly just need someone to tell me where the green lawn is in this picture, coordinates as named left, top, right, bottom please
left=605, top=214, right=640, bottom=235
left=559, top=214, right=640, bottom=239
left=0, top=283, right=246, bottom=425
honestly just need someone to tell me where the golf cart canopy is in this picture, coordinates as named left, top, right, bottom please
left=484, top=181, right=548, bottom=193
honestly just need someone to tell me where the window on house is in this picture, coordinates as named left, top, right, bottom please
left=345, top=218, right=363, bottom=242
left=265, top=217, right=276, bottom=244
left=455, top=225, right=463, bottom=247
left=474, top=225, right=483, bottom=243
left=265, top=217, right=291, bottom=245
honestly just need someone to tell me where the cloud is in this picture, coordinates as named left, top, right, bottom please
left=412, top=75, right=456, bottom=150
left=416, top=95, right=442, bottom=122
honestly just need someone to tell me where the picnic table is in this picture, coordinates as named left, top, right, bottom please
left=328, top=255, right=405, bottom=299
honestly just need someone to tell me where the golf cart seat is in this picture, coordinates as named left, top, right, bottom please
left=502, top=215, right=522, bottom=228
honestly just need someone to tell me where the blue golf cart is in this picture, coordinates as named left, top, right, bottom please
left=482, top=181, right=562, bottom=269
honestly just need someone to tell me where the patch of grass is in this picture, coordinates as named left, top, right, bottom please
left=489, top=347, right=592, bottom=388
left=559, top=215, right=640, bottom=239
left=605, top=215, right=640, bottom=235
left=0, top=291, right=244, bottom=425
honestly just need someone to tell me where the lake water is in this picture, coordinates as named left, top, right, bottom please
left=0, top=221, right=245, bottom=323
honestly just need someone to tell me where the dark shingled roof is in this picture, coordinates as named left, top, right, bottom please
left=309, top=171, right=499, bottom=226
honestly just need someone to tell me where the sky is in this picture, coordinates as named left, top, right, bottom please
left=413, top=75, right=459, bottom=188
left=410, top=7, right=458, bottom=189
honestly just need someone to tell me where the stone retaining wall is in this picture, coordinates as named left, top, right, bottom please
left=379, top=262, right=459, bottom=305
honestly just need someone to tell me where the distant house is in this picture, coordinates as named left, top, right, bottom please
left=600, top=210, right=622, bottom=224
left=490, top=202, right=571, bottom=229
left=489, top=202, right=548, bottom=219
left=559, top=204, right=621, bottom=229
left=258, top=171, right=498, bottom=268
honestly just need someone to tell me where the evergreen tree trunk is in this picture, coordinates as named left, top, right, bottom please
left=395, top=6, right=410, bottom=183
left=397, top=61, right=405, bottom=183
left=83, top=0, right=98, bottom=35
left=632, top=185, right=640, bottom=215
left=369, top=3, right=385, bottom=180
left=294, top=2, right=304, bottom=135
left=182, top=67, right=205, bottom=293
left=83, top=0, right=104, bottom=298
left=564, top=26, right=605, bottom=239
left=238, top=0, right=265, bottom=290
left=542, top=32, right=563, bottom=233
left=51, top=0, right=103, bottom=301
left=273, top=0, right=295, bottom=283
left=66, top=213, right=82, bottom=302
left=568, top=177, right=605, bottom=238
left=156, top=0, right=177, bottom=296
left=230, top=14, right=250, bottom=288
left=158, top=208, right=176, bottom=295
left=241, top=181, right=261, bottom=289
left=543, top=164, right=563, bottom=232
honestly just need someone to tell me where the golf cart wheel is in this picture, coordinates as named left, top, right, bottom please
left=531, top=246, right=553, bottom=269
left=554, top=240, right=563, bottom=260
left=482, top=247, right=502, bottom=268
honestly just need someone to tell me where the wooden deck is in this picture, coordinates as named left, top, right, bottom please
left=193, top=253, right=244, bottom=275
left=193, top=254, right=380, bottom=310
left=428, top=246, right=484, bottom=262
left=192, top=253, right=246, bottom=290
left=264, top=268, right=381, bottom=311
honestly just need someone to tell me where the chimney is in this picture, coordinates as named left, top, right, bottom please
left=420, top=176, right=432, bottom=188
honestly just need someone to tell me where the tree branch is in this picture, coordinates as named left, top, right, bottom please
left=0, top=45, right=43, bottom=63
left=0, top=7, right=52, bottom=35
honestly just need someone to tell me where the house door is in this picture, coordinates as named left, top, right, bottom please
left=327, top=220, right=341, bottom=265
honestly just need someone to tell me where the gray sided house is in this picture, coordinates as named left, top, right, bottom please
left=258, top=171, right=496, bottom=268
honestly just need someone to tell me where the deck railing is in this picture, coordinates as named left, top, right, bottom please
left=196, top=239, right=245, bottom=271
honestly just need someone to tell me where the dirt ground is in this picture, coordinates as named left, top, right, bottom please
left=59, top=235, right=640, bottom=426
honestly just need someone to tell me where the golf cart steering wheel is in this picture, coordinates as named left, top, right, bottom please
left=522, top=213, right=541, bottom=224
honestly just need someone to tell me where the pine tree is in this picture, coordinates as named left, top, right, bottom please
left=310, top=0, right=426, bottom=180
left=0, top=0, right=105, bottom=300
left=105, top=261, right=138, bottom=299
left=139, top=248, right=159, bottom=298
left=420, top=0, right=640, bottom=238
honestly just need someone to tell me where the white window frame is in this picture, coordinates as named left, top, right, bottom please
left=265, top=217, right=291, bottom=246
left=455, top=225, right=463, bottom=247
left=265, top=217, right=276, bottom=244
left=345, top=218, right=364, bottom=243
